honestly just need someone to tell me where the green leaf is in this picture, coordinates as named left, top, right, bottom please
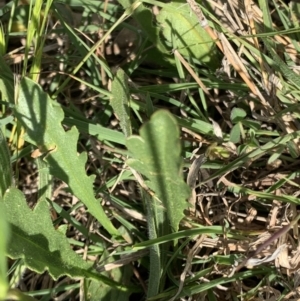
left=2, top=188, right=92, bottom=280
left=0, top=128, right=12, bottom=197
left=241, top=119, right=261, bottom=131
left=1, top=188, right=130, bottom=290
left=267, top=149, right=283, bottom=165
left=201, top=130, right=300, bottom=186
left=287, top=141, right=299, bottom=158
left=0, top=201, right=9, bottom=300
left=15, top=77, right=119, bottom=236
left=5, top=289, right=38, bottom=301
left=0, top=56, right=14, bottom=105
left=230, top=108, right=247, bottom=123
left=110, top=68, right=132, bottom=138
left=145, top=93, right=155, bottom=118
left=230, top=123, right=241, bottom=144
left=264, top=39, right=300, bottom=88
left=156, top=2, right=219, bottom=67
left=126, top=110, right=190, bottom=233
left=143, top=190, right=161, bottom=297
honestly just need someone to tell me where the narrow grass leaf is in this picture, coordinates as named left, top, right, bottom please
left=30, top=0, right=54, bottom=81
left=241, top=119, right=261, bottom=131
left=22, top=0, right=42, bottom=76
left=264, top=39, right=300, bottom=88
left=267, top=150, right=283, bottom=165
left=287, top=141, right=299, bottom=158
left=0, top=23, right=6, bottom=56
left=63, top=117, right=126, bottom=146
left=145, top=93, right=155, bottom=117
left=0, top=128, right=12, bottom=197
left=143, top=190, right=162, bottom=297
left=0, top=56, right=14, bottom=104
left=127, top=110, right=191, bottom=232
left=15, top=77, right=119, bottom=236
left=200, top=130, right=300, bottom=185
left=153, top=269, right=268, bottom=299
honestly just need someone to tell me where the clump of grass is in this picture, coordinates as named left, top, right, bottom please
left=1, top=0, right=300, bottom=300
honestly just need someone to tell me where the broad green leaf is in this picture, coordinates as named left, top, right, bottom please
left=110, top=68, right=132, bottom=138
left=15, top=77, right=119, bottom=236
left=157, top=2, right=219, bottom=67
left=230, top=107, right=246, bottom=123
left=1, top=188, right=129, bottom=289
left=229, top=123, right=241, bottom=144
left=2, top=188, right=92, bottom=279
left=126, top=110, right=190, bottom=233
left=0, top=128, right=12, bottom=197
left=0, top=202, right=9, bottom=300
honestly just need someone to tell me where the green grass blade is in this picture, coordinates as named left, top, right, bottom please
left=0, top=128, right=12, bottom=197
left=200, top=131, right=300, bottom=185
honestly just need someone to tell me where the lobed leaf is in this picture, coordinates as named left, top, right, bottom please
left=15, top=77, right=119, bottom=236
left=1, top=188, right=130, bottom=290
left=1, top=188, right=92, bottom=280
